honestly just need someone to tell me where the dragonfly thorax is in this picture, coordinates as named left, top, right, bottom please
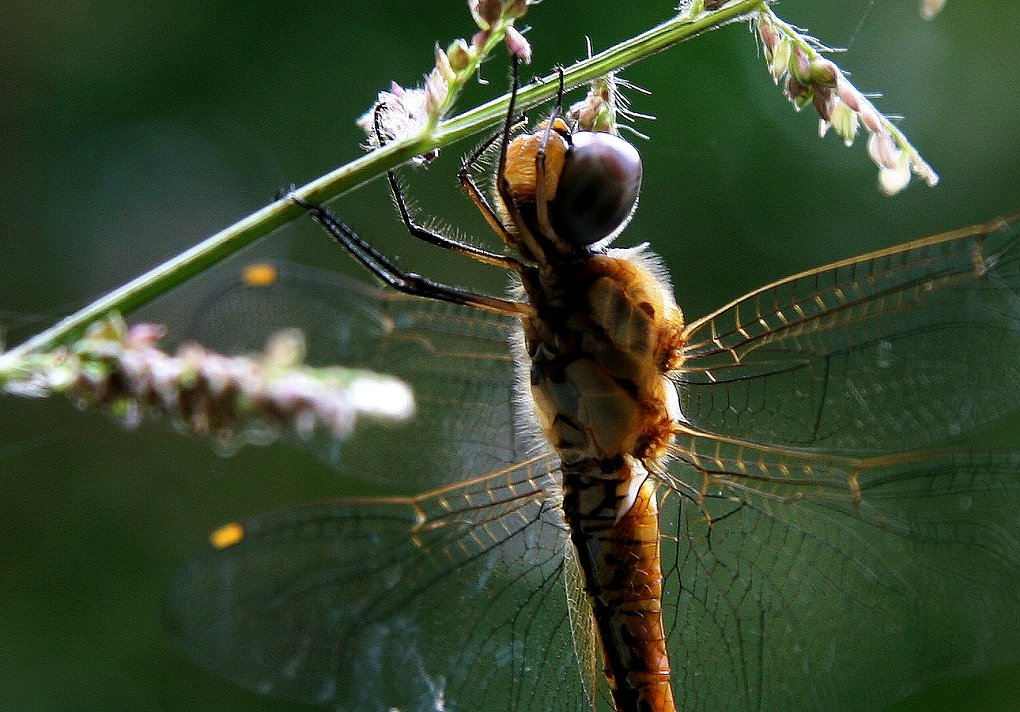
left=523, top=251, right=685, bottom=484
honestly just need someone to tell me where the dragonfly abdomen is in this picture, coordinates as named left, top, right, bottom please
left=524, top=252, right=684, bottom=712
left=563, top=462, right=676, bottom=712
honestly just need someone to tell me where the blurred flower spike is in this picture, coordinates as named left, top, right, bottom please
left=756, top=7, right=939, bottom=195
left=0, top=314, right=414, bottom=452
left=358, top=0, right=536, bottom=158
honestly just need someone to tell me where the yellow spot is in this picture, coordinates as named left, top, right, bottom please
left=210, top=521, right=245, bottom=549
left=242, top=263, right=278, bottom=287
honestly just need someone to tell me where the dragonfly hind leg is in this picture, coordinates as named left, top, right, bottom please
left=290, top=194, right=533, bottom=317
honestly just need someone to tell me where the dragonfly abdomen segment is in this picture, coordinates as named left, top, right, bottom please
left=563, top=463, right=676, bottom=712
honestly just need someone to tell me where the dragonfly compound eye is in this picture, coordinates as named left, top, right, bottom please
left=549, top=131, right=643, bottom=247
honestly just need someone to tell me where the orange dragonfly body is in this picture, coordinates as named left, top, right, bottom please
left=166, top=81, right=1020, bottom=711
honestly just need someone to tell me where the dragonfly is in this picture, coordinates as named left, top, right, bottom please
left=165, top=63, right=1020, bottom=712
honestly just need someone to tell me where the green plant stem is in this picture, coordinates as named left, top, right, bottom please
left=0, top=0, right=763, bottom=368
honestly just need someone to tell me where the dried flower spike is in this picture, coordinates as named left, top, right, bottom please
left=756, top=7, right=939, bottom=195
left=0, top=314, right=414, bottom=451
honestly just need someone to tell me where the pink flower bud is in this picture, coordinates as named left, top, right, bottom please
left=469, top=0, right=501, bottom=30
left=786, top=76, right=808, bottom=99
left=809, top=59, right=839, bottom=87
left=813, top=87, right=834, bottom=122
left=757, top=17, right=778, bottom=51
left=859, top=105, right=883, bottom=134
left=836, top=80, right=861, bottom=112
left=472, top=30, right=489, bottom=53
left=505, top=25, right=532, bottom=63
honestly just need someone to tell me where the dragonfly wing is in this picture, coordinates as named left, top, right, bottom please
left=676, top=213, right=1020, bottom=451
left=562, top=542, right=602, bottom=712
left=186, top=261, right=531, bottom=488
left=658, top=433, right=1020, bottom=711
left=163, top=455, right=596, bottom=711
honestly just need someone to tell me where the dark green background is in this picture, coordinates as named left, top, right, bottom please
left=2, top=1, right=1019, bottom=710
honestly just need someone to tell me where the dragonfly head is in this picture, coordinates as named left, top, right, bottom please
left=549, top=129, right=642, bottom=248
left=500, top=118, right=643, bottom=260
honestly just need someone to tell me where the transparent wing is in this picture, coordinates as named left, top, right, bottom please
left=676, top=213, right=1020, bottom=451
left=164, top=455, right=597, bottom=712
left=658, top=432, right=1020, bottom=712
left=562, top=542, right=602, bottom=711
left=186, top=260, right=529, bottom=488
left=171, top=213, right=1020, bottom=712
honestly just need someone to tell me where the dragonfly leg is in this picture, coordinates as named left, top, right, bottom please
left=370, top=106, right=526, bottom=273
left=456, top=110, right=527, bottom=253
left=291, top=194, right=533, bottom=317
